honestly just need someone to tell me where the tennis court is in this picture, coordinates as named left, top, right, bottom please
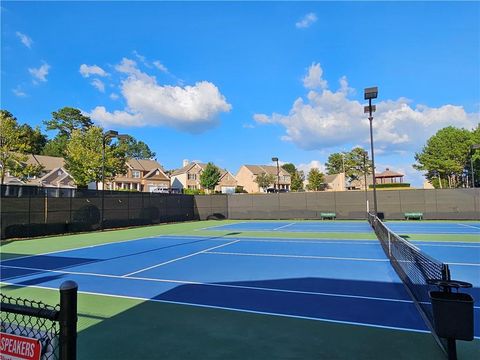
left=1, top=219, right=479, bottom=359
left=201, top=220, right=480, bottom=234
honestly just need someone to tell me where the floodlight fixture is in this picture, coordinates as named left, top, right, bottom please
left=364, top=105, right=376, bottom=114
left=364, top=87, right=378, bottom=100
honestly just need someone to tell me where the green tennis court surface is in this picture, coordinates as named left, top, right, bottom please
left=1, top=220, right=479, bottom=359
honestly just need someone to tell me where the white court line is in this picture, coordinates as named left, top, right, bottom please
left=0, top=234, right=174, bottom=264
left=195, top=221, right=247, bottom=231
left=446, top=262, right=480, bottom=267
left=273, top=222, right=296, bottom=231
left=0, top=282, right=446, bottom=336
left=122, top=240, right=240, bottom=277
left=0, top=266, right=414, bottom=304
left=458, top=223, right=480, bottom=230
left=205, top=251, right=389, bottom=263
left=416, top=243, right=480, bottom=248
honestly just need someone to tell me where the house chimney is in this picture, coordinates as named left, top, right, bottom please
left=183, top=159, right=190, bottom=167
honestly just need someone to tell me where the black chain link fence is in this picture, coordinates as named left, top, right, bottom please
left=0, top=281, right=77, bottom=360
left=1, top=294, right=60, bottom=359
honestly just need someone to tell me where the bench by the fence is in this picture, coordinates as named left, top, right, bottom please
left=320, top=212, right=336, bottom=220
left=404, top=212, right=423, bottom=220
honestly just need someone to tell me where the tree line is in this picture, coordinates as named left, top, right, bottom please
left=0, top=107, right=155, bottom=187
left=1, top=106, right=478, bottom=190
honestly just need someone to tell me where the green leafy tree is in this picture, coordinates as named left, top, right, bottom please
left=118, top=135, right=156, bottom=159
left=325, top=153, right=345, bottom=175
left=467, top=124, right=480, bottom=187
left=290, top=170, right=305, bottom=191
left=281, top=163, right=304, bottom=191
left=44, top=107, right=93, bottom=137
left=64, top=126, right=127, bottom=188
left=254, top=172, right=276, bottom=191
left=0, top=111, right=43, bottom=183
left=199, top=162, right=222, bottom=193
left=414, top=126, right=474, bottom=188
left=306, top=168, right=325, bottom=191
left=281, top=163, right=296, bottom=176
left=42, top=135, right=69, bottom=157
left=347, top=147, right=372, bottom=182
left=43, top=107, right=93, bottom=157
left=326, top=148, right=372, bottom=183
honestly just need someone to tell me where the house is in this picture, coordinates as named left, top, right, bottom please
left=3, top=154, right=76, bottom=188
left=323, top=173, right=346, bottom=192
left=107, top=158, right=170, bottom=192
left=171, top=161, right=237, bottom=193
left=236, top=165, right=291, bottom=193
left=349, top=174, right=374, bottom=191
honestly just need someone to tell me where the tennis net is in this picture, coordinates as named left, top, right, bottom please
left=367, top=212, right=450, bottom=351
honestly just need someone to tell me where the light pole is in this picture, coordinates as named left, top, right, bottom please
left=101, top=130, right=127, bottom=230
left=272, top=157, right=280, bottom=192
left=364, top=86, right=378, bottom=216
left=471, top=144, right=480, bottom=188
left=363, top=150, right=369, bottom=214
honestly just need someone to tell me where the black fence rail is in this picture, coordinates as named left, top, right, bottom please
left=1, top=185, right=196, bottom=239
left=0, top=281, right=78, bottom=360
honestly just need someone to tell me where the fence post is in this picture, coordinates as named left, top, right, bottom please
left=59, top=281, right=78, bottom=360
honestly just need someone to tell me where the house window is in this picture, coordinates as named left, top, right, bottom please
left=156, top=170, right=160, bottom=175
left=57, top=170, right=63, bottom=176
left=283, top=176, right=289, bottom=182
left=188, top=174, right=197, bottom=180
left=132, top=170, right=141, bottom=178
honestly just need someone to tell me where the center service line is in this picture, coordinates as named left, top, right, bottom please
left=122, top=239, right=240, bottom=277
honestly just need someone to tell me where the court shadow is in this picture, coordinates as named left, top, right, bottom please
left=73, top=276, right=474, bottom=360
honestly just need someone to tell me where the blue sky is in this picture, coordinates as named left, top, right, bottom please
left=2, top=1, right=479, bottom=187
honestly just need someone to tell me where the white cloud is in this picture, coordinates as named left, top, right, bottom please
left=89, top=58, right=231, bottom=132
left=153, top=60, right=169, bottom=73
left=110, top=93, right=119, bottom=100
left=303, top=63, right=328, bottom=90
left=243, top=123, right=255, bottom=129
left=296, top=13, right=317, bottom=29
left=79, top=64, right=108, bottom=78
left=254, top=64, right=479, bottom=153
left=16, top=31, right=33, bottom=48
left=297, top=160, right=325, bottom=174
left=91, top=79, right=105, bottom=93
left=12, top=87, right=27, bottom=97
left=28, top=63, right=50, bottom=82
left=88, top=106, right=143, bottom=127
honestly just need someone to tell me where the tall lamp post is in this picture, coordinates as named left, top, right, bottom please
left=364, top=86, right=378, bottom=216
left=363, top=150, right=369, bottom=214
left=272, top=157, right=280, bottom=191
left=471, top=144, right=480, bottom=188
left=101, top=130, right=127, bottom=230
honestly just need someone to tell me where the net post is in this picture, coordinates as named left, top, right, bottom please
left=387, top=231, right=391, bottom=257
left=59, top=281, right=78, bottom=360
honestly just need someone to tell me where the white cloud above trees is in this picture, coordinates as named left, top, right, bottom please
left=296, top=13, right=317, bottom=29
left=28, top=63, right=50, bottom=83
left=254, top=63, right=479, bottom=153
left=79, top=64, right=108, bottom=78
left=16, top=31, right=33, bottom=48
left=88, top=58, right=231, bottom=132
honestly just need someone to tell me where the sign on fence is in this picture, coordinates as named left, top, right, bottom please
left=0, top=332, right=42, bottom=360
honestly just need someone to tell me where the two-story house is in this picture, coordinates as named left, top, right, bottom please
left=2, top=154, right=76, bottom=188
left=170, top=161, right=237, bottom=193
left=236, top=165, right=291, bottom=193
left=107, top=158, right=170, bottom=192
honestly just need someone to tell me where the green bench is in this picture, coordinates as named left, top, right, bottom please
left=320, top=212, right=336, bottom=220
left=405, top=212, right=423, bottom=220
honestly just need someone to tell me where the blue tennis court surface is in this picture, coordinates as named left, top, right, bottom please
left=201, top=221, right=480, bottom=234
left=1, top=233, right=479, bottom=338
